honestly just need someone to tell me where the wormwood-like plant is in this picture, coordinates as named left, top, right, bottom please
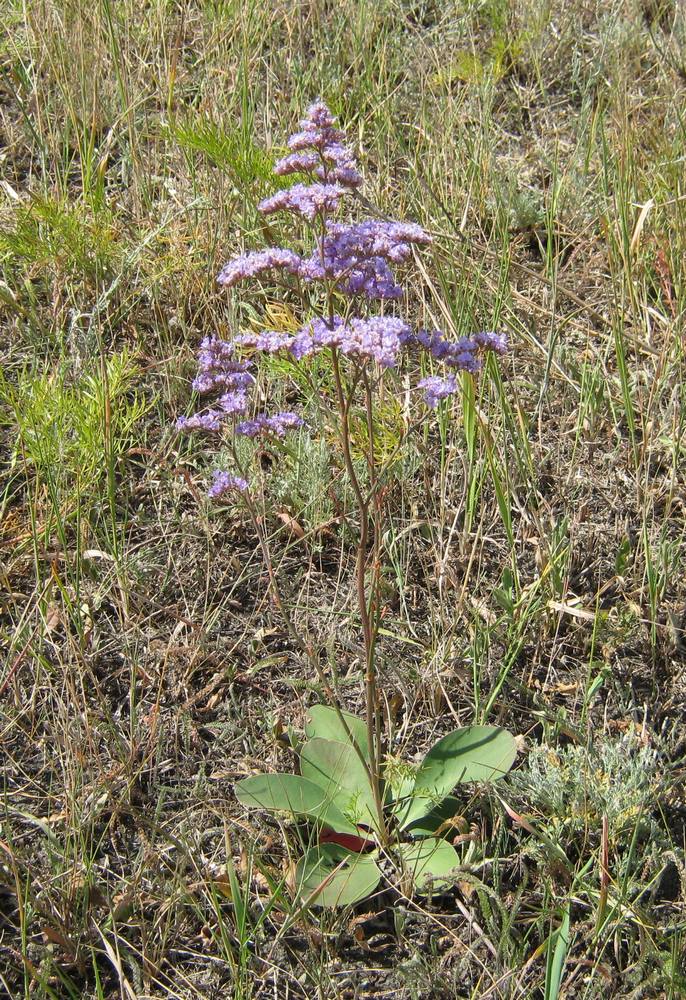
left=178, top=102, right=515, bottom=906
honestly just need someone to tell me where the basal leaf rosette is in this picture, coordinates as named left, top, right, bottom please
left=234, top=706, right=517, bottom=907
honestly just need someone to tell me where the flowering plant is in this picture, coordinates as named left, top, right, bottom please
left=178, top=102, right=515, bottom=906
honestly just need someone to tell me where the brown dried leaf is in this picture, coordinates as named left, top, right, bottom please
left=276, top=511, right=305, bottom=539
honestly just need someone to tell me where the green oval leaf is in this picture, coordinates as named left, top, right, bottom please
left=396, top=838, right=460, bottom=893
left=397, top=726, right=516, bottom=828
left=403, top=795, right=462, bottom=838
left=300, top=738, right=379, bottom=831
left=234, top=773, right=359, bottom=835
left=305, top=705, right=369, bottom=761
left=295, top=844, right=381, bottom=907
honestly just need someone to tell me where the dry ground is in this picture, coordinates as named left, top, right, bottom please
left=1, top=1, right=686, bottom=997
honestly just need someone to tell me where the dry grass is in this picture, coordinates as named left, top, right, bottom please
left=1, top=1, right=685, bottom=997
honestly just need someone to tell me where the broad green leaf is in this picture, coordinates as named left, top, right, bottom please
left=403, top=795, right=462, bottom=838
left=398, top=726, right=516, bottom=828
left=305, top=705, right=369, bottom=761
left=234, top=773, right=359, bottom=835
left=300, top=738, right=379, bottom=830
left=295, top=844, right=381, bottom=907
left=396, top=838, right=460, bottom=893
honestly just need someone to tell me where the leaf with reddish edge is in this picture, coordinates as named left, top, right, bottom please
left=319, top=827, right=375, bottom=853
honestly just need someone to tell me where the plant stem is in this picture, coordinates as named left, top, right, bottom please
left=230, top=442, right=379, bottom=813
left=362, top=366, right=384, bottom=784
left=330, top=348, right=387, bottom=842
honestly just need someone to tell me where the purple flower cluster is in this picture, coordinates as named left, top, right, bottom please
left=413, top=330, right=482, bottom=373
left=217, top=389, right=250, bottom=415
left=413, top=330, right=509, bottom=404
left=176, top=337, right=254, bottom=431
left=291, top=315, right=412, bottom=367
left=316, top=144, right=362, bottom=188
left=230, top=315, right=412, bottom=369
left=236, top=412, right=304, bottom=438
left=235, top=330, right=294, bottom=354
left=208, top=471, right=249, bottom=498
left=273, top=144, right=362, bottom=189
left=217, top=248, right=303, bottom=288
left=336, top=316, right=412, bottom=368
left=273, top=150, right=320, bottom=176
left=226, top=317, right=506, bottom=385
left=299, top=219, right=432, bottom=299
left=272, top=103, right=363, bottom=190
left=216, top=105, right=430, bottom=302
left=176, top=410, right=225, bottom=432
left=258, top=182, right=347, bottom=222
left=177, top=332, right=307, bottom=487
left=473, top=330, right=509, bottom=354
left=180, top=100, right=510, bottom=498
left=289, top=317, right=347, bottom=359
left=326, top=220, right=432, bottom=263
left=285, top=101, right=346, bottom=154
left=417, top=375, right=459, bottom=408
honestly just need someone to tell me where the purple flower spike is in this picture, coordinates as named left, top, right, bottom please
left=197, top=335, right=237, bottom=371
left=274, top=151, right=320, bottom=176
left=193, top=343, right=253, bottom=392
left=473, top=331, right=509, bottom=354
left=218, top=390, right=250, bottom=415
left=217, top=248, right=303, bottom=287
left=303, top=101, right=339, bottom=129
left=288, top=315, right=346, bottom=359
left=449, top=351, right=483, bottom=374
left=413, top=330, right=483, bottom=372
left=268, top=411, right=304, bottom=436
left=192, top=370, right=255, bottom=394
left=258, top=183, right=346, bottom=222
left=233, top=418, right=263, bottom=438
left=315, top=144, right=363, bottom=188
left=341, top=316, right=412, bottom=368
left=236, top=331, right=294, bottom=354
left=287, top=101, right=346, bottom=152
left=235, top=411, right=304, bottom=439
left=418, top=375, right=458, bottom=407
left=320, top=163, right=363, bottom=188
left=208, top=471, right=249, bottom=498
left=176, top=411, right=225, bottom=432
left=297, top=219, right=430, bottom=300
left=324, top=220, right=431, bottom=267
left=289, top=329, right=315, bottom=360
left=178, top=100, right=509, bottom=510
left=341, top=257, right=403, bottom=300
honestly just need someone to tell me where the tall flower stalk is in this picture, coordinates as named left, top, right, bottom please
left=177, top=101, right=508, bottom=846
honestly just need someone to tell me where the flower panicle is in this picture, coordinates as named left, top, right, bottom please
left=180, top=100, right=510, bottom=497
left=414, top=329, right=510, bottom=404
left=286, top=100, right=346, bottom=152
